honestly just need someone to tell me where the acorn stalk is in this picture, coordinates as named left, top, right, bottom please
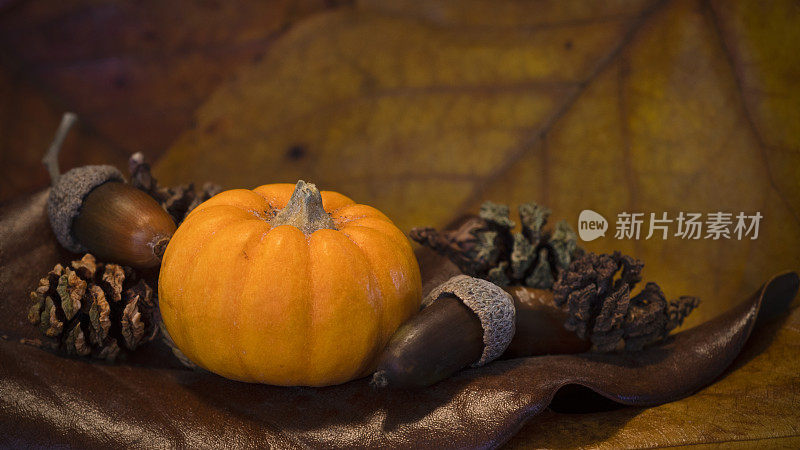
left=44, top=113, right=176, bottom=268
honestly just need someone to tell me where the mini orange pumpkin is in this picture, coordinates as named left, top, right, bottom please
left=158, top=180, right=422, bottom=386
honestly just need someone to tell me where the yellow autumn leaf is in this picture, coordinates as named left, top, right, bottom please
left=156, top=0, right=800, bottom=329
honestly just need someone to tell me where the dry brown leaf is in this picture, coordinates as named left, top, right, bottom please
left=506, top=301, right=800, bottom=449
left=156, top=0, right=800, bottom=328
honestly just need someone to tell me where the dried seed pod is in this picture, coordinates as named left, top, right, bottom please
left=372, top=275, right=515, bottom=389
left=43, top=113, right=176, bottom=268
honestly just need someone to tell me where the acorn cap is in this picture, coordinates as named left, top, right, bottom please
left=424, top=274, right=515, bottom=366
left=47, top=165, right=124, bottom=252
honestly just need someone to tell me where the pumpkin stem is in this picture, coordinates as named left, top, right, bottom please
left=270, top=180, right=336, bottom=234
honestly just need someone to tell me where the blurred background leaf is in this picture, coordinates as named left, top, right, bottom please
left=0, top=0, right=336, bottom=201
left=1, top=0, right=797, bottom=330
left=153, top=0, right=799, bottom=326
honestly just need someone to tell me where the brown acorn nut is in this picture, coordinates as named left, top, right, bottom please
left=43, top=113, right=176, bottom=268
left=503, top=286, right=591, bottom=358
left=372, top=275, right=515, bottom=389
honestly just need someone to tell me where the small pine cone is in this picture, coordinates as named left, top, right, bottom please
left=409, top=217, right=500, bottom=277
left=27, top=254, right=159, bottom=361
left=553, top=251, right=700, bottom=352
left=409, top=201, right=581, bottom=288
left=128, top=152, right=221, bottom=225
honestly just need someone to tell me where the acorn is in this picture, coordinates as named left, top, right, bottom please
left=43, top=113, right=176, bottom=268
left=371, top=276, right=592, bottom=389
left=502, top=285, right=590, bottom=358
left=371, top=275, right=516, bottom=389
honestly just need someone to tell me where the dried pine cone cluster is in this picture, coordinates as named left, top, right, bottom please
left=27, top=254, right=158, bottom=361
left=410, top=201, right=582, bottom=288
left=553, top=251, right=700, bottom=352
left=128, top=152, right=221, bottom=225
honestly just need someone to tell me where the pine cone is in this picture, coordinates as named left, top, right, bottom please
left=27, top=254, right=159, bottom=361
left=553, top=251, right=700, bottom=352
left=409, top=201, right=582, bottom=288
left=128, top=152, right=221, bottom=225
